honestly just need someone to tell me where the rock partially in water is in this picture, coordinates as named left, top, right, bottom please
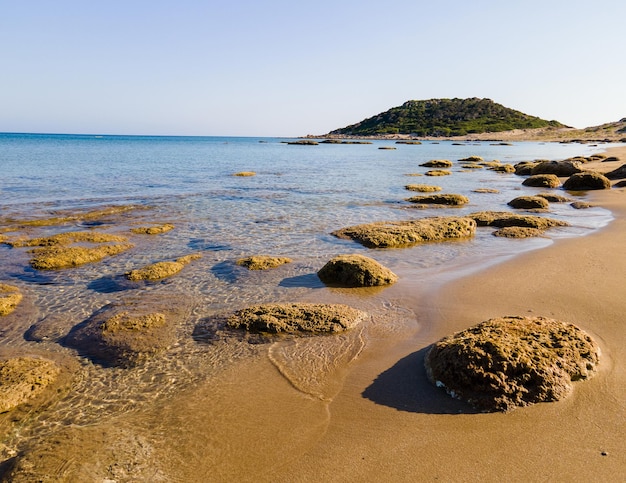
left=492, top=226, right=545, bottom=238
left=0, top=284, right=22, bottom=316
left=469, top=211, right=569, bottom=230
left=563, top=172, right=611, bottom=190
left=29, top=244, right=134, bottom=270
left=604, top=164, right=626, bottom=180
left=227, top=303, right=367, bottom=334
left=459, top=155, right=483, bottom=162
left=130, top=223, right=175, bottom=235
left=331, top=216, right=477, bottom=248
left=8, top=231, right=128, bottom=248
left=232, top=171, right=256, bottom=176
left=125, top=254, right=202, bottom=281
left=514, top=161, right=538, bottom=176
left=507, top=196, right=550, bottom=210
left=537, top=193, right=572, bottom=203
left=317, top=254, right=398, bottom=287
left=406, top=194, right=469, bottom=206
left=488, top=164, right=515, bottom=173
left=404, top=184, right=442, bottom=193
left=522, top=174, right=561, bottom=188
left=420, top=159, right=452, bottom=168
left=0, top=357, right=61, bottom=413
left=425, top=170, right=451, bottom=177
left=531, top=160, right=584, bottom=176
left=424, top=316, right=600, bottom=412
left=236, top=255, right=292, bottom=270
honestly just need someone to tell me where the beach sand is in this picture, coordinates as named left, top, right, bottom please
left=260, top=146, right=626, bottom=482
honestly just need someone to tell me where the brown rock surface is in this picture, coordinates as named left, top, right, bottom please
left=406, top=194, right=469, bottom=206
left=469, top=211, right=569, bottom=230
left=125, top=254, right=201, bottom=281
left=420, top=159, right=452, bottom=168
left=404, top=184, right=442, bottom=192
left=424, top=316, right=600, bottom=411
left=0, top=284, right=23, bottom=316
left=317, top=254, right=398, bottom=287
left=563, top=172, right=611, bottom=190
left=0, top=357, right=61, bottom=413
left=507, top=196, right=550, bottom=210
left=531, top=160, right=584, bottom=176
left=236, top=255, right=292, bottom=270
left=522, top=174, right=561, bottom=188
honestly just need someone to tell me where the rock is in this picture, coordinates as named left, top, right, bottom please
left=514, top=161, right=538, bottom=176
left=604, top=164, right=626, bottom=180
left=406, top=194, right=469, bottom=206
left=488, top=164, right=515, bottom=173
left=331, top=216, right=477, bottom=248
left=0, top=284, right=22, bottom=316
left=64, top=296, right=189, bottom=367
left=287, top=140, right=318, bottom=145
left=570, top=201, right=594, bottom=209
left=0, top=357, right=61, bottom=412
left=563, top=172, right=611, bottom=190
left=507, top=196, right=550, bottom=210
left=226, top=303, right=367, bottom=334
left=405, top=184, right=442, bottom=192
left=522, top=174, right=561, bottom=188
left=472, top=188, right=499, bottom=193
left=424, top=316, right=600, bottom=411
left=492, top=227, right=545, bottom=238
left=537, top=193, right=571, bottom=203
left=602, top=156, right=620, bottom=162
left=420, top=159, right=452, bottom=168
left=378, top=146, right=396, bottom=150
left=317, top=254, right=397, bottom=287
left=125, top=254, right=202, bottom=281
left=531, top=160, right=584, bottom=176
left=236, top=255, right=292, bottom=270
left=130, top=223, right=175, bottom=235
left=425, top=170, right=451, bottom=176
left=29, top=244, right=133, bottom=270
left=8, top=231, right=128, bottom=248
left=232, top=171, right=256, bottom=176
left=469, top=211, right=569, bottom=230
left=395, top=141, right=422, bottom=145
left=459, top=156, right=483, bottom=162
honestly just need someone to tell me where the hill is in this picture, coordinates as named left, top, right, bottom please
left=327, top=98, right=567, bottom=137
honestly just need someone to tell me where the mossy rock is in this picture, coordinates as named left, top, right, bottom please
left=29, top=244, right=134, bottom=270
left=0, top=284, right=23, bottom=316
left=130, top=223, right=175, bottom=235
left=469, top=211, right=569, bottom=230
left=563, top=172, right=611, bottom=190
left=317, top=254, right=398, bottom=287
left=514, top=161, right=538, bottom=176
left=420, top=159, right=452, bottom=168
left=232, top=171, right=257, bottom=176
left=404, top=184, right=442, bottom=193
left=0, top=357, right=61, bottom=413
left=9, top=231, right=128, bottom=248
left=406, top=194, right=469, bottom=206
left=522, top=174, right=561, bottom=188
left=125, top=254, right=201, bottom=281
left=236, top=255, right=292, bottom=270
left=425, top=316, right=599, bottom=411
left=537, top=193, right=571, bottom=203
left=425, top=170, right=451, bottom=177
left=331, top=216, right=476, bottom=248
left=507, top=196, right=550, bottom=210
left=492, top=226, right=545, bottom=238
left=488, top=164, right=515, bottom=173
left=459, top=155, right=483, bottom=162
left=227, top=303, right=367, bottom=334
left=531, top=160, right=583, bottom=176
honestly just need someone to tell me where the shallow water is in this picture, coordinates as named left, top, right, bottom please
left=0, top=133, right=617, bottom=479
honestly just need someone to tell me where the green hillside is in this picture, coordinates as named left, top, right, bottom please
left=328, top=98, right=567, bottom=137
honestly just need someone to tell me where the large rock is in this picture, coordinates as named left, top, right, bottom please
left=530, top=160, right=584, bottom=176
left=331, top=217, right=476, bottom=248
left=0, top=357, right=61, bottom=413
left=227, top=303, right=367, bottom=334
left=507, top=196, right=549, bottom=210
left=317, top=254, right=398, bottom=287
left=406, top=194, right=469, bottom=206
left=469, top=211, right=569, bottom=230
left=522, top=174, right=561, bottom=188
left=0, top=284, right=23, bottom=316
left=563, top=172, right=611, bottom=190
left=424, top=316, right=600, bottom=412
left=603, top=164, right=626, bottom=180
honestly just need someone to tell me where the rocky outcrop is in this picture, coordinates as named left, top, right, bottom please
left=420, top=159, right=452, bottom=168
left=562, top=172, right=611, bottom=190
left=424, top=316, right=600, bottom=411
left=530, top=160, right=583, bottom=176
left=125, top=254, right=201, bottom=281
left=522, top=174, right=561, bottom=188
left=227, top=303, right=367, bottom=334
left=0, top=284, right=23, bottom=316
left=406, top=194, right=469, bottom=206
left=0, top=356, right=61, bottom=413
left=331, top=217, right=477, bottom=248
left=317, top=254, right=398, bottom=287
left=469, top=211, right=569, bottom=230
left=507, top=196, right=549, bottom=210
left=236, top=255, right=292, bottom=270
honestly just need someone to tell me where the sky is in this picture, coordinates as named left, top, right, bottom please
left=1, top=0, right=625, bottom=137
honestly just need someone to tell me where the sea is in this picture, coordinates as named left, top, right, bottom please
left=0, top=132, right=619, bottom=477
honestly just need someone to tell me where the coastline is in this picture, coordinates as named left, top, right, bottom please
left=266, top=146, right=626, bottom=481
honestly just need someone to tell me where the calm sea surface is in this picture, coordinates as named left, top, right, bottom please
left=0, top=133, right=617, bottom=471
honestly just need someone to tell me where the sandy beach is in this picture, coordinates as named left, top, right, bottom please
left=261, top=146, right=626, bottom=482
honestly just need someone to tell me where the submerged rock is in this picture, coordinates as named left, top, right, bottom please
left=424, top=316, right=600, bottom=412
left=406, top=194, right=469, bottom=206
left=331, top=216, right=477, bottom=248
left=317, top=254, right=398, bottom=287
left=236, top=255, right=292, bottom=270
left=522, top=174, right=561, bottom=188
left=0, top=284, right=23, bottom=316
left=9, top=231, right=127, bottom=247
left=469, top=211, right=569, bottom=230
left=125, top=254, right=202, bottom=281
left=29, top=244, right=133, bottom=270
left=0, top=357, right=61, bottom=413
left=130, top=223, right=175, bottom=235
left=563, top=172, right=611, bottom=190
left=507, top=196, right=550, bottom=210
left=227, top=303, right=367, bottom=334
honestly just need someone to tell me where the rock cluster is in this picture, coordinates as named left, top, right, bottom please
left=317, top=254, right=397, bottom=287
left=424, top=316, right=600, bottom=411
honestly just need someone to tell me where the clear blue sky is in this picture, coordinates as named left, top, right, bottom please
left=1, top=0, right=624, bottom=136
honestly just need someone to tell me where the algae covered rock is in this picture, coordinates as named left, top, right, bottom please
left=424, top=316, right=600, bottom=412
left=232, top=171, right=256, bottom=176
left=236, top=255, right=292, bottom=270
left=227, top=303, right=367, bottom=334
left=425, top=170, right=451, bottom=177
left=317, top=254, right=398, bottom=287
left=420, top=159, right=452, bottom=168
left=522, top=174, right=561, bottom=188
left=492, top=226, right=545, bottom=238
left=404, top=184, right=442, bottom=193
left=507, top=196, right=550, bottom=210
left=125, top=254, right=202, bottom=281
left=563, top=172, right=611, bottom=191
left=406, top=194, right=469, bottom=206
left=29, top=244, right=133, bottom=270
left=0, top=284, right=23, bottom=316
left=531, top=160, right=583, bottom=176
left=0, top=357, right=61, bottom=413
left=331, top=216, right=476, bottom=248
left=130, top=223, right=175, bottom=235
left=469, top=211, right=569, bottom=230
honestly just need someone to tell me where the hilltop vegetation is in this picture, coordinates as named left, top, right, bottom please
left=328, top=98, right=566, bottom=137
